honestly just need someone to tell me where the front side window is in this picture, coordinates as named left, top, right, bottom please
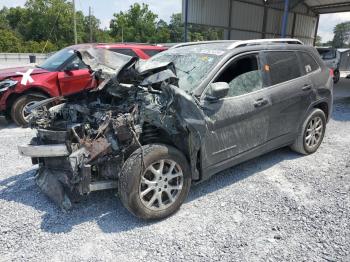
left=63, top=56, right=88, bottom=71
left=299, top=52, right=319, bottom=74
left=265, top=51, right=302, bottom=86
left=39, top=48, right=75, bottom=71
left=214, top=54, right=264, bottom=97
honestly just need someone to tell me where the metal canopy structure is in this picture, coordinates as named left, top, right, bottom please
left=306, top=0, right=350, bottom=14
left=183, top=0, right=350, bottom=45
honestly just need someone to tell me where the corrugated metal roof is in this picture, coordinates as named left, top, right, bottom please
left=304, top=0, right=350, bottom=13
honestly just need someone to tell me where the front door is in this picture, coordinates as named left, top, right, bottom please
left=201, top=53, right=271, bottom=168
left=58, top=56, right=93, bottom=96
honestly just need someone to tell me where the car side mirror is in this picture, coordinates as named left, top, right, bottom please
left=206, top=82, right=229, bottom=100
left=65, top=63, right=79, bottom=71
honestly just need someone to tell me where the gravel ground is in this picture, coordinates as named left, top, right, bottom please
left=0, top=82, right=349, bottom=262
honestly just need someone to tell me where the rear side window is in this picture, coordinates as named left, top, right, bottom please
left=299, top=52, right=319, bottom=74
left=110, top=48, right=137, bottom=57
left=265, top=51, right=302, bottom=86
left=142, top=49, right=163, bottom=57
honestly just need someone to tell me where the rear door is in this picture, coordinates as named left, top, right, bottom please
left=57, top=56, right=92, bottom=96
left=201, top=52, right=271, bottom=167
left=262, top=50, right=315, bottom=140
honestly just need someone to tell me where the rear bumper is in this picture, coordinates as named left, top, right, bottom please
left=18, top=144, right=69, bottom=157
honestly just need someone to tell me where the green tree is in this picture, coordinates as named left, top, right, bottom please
left=2, top=0, right=113, bottom=52
left=0, top=29, right=22, bottom=52
left=332, top=22, right=350, bottom=48
left=110, top=3, right=158, bottom=43
left=168, top=13, right=223, bottom=42
left=156, top=19, right=170, bottom=43
left=0, top=7, right=10, bottom=29
left=169, top=13, right=183, bottom=42
left=315, top=35, right=322, bottom=46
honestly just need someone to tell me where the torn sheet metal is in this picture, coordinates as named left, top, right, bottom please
left=19, top=46, right=207, bottom=210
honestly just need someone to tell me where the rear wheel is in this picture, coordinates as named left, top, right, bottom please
left=118, top=144, right=191, bottom=220
left=11, top=95, right=46, bottom=126
left=290, top=108, right=326, bottom=155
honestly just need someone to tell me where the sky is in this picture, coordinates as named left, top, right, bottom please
left=0, top=0, right=349, bottom=43
left=0, top=0, right=182, bottom=28
left=318, top=12, right=350, bottom=42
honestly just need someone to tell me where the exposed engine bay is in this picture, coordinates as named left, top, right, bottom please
left=19, top=48, right=205, bottom=210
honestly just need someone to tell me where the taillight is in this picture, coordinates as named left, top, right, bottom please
left=330, top=68, right=334, bottom=77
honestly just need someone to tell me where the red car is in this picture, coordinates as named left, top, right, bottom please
left=0, top=43, right=167, bottom=126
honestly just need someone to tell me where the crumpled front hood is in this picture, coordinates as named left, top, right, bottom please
left=78, top=48, right=178, bottom=91
left=0, top=66, right=49, bottom=81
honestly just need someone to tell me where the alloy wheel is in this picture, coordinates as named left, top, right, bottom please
left=139, top=159, right=184, bottom=211
left=304, top=116, right=323, bottom=150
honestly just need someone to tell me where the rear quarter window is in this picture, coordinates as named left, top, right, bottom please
left=265, top=51, right=302, bottom=86
left=298, top=52, right=320, bottom=74
left=110, top=48, right=137, bottom=57
left=142, top=49, right=163, bottom=57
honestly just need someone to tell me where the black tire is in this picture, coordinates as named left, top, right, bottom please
left=290, top=108, right=326, bottom=155
left=333, top=70, right=340, bottom=84
left=118, top=144, right=191, bottom=220
left=10, top=95, right=45, bottom=126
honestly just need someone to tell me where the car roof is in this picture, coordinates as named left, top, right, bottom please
left=66, top=43, right=167, bottom=51
left=96, top=43, right=167, bottom=50
left=165, top=39, right=309, bottom=58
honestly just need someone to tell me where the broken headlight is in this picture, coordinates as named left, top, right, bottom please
left=0, top=79, right=18, bottom=93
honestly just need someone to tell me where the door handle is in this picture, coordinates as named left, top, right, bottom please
left=254, top=98, right=268, bottom=107
left=302, top=84, right=312, bottom=91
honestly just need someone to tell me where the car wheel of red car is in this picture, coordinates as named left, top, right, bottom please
left=11, top=95, right=46, bottom=127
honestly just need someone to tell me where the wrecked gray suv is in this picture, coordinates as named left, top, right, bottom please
left=18, top=39, right=333, bottom=220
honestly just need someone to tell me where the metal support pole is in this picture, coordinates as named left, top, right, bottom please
left=89, top=6, right=92, bottom=43
left=228, top=0, right=233, bottom=40
left=262, top=4, right=268, bottom=39
left=281, top=0, right=290, bottom=38
left=313, top=15, right=320, bottom=46
left=73, top=0, right=77, bottom=44
left=184, top=0, right=189, bottom=42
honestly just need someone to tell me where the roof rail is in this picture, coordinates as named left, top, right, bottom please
left=169, top=39, right=303, bottom=50
left=227, top=38, right=303, bottom=49
left=97, top=42, right=161, bottom=46
left=170, top=40, right=238, bottom=49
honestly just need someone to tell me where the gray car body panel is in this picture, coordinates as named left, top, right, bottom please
left=18, top=43, right=333, bottom=209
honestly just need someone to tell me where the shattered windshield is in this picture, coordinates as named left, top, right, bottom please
left=145, top=48, right=223, bottom=92
left=39, top=48, right=75, bottom=71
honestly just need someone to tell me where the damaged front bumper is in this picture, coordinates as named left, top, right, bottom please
left=18, top=130, right=120, bottom=211
left=18, top=144, right=69, bottom=157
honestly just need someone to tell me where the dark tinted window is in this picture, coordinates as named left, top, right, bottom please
left=110, top=48, right=137, bottom=57
left=299, top=52, right=319, bottom=74
left=142, top=49, right=163, bottom=57
left=64, top=56, right=88, bottom=70
left=265, top=51, right=302, bottom=86
left=215, top=54, right=263, bottom=97
left=317, top=49, right=336, bottom=60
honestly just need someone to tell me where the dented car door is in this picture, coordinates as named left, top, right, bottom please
left=201, top=53, right=271, bottom=168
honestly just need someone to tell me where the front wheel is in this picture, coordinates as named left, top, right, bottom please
left=290, top=108, right=326, bottom=155
left=11, top=95, right=46, bottom=126
left=118, top=144, right=191, bottom=220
